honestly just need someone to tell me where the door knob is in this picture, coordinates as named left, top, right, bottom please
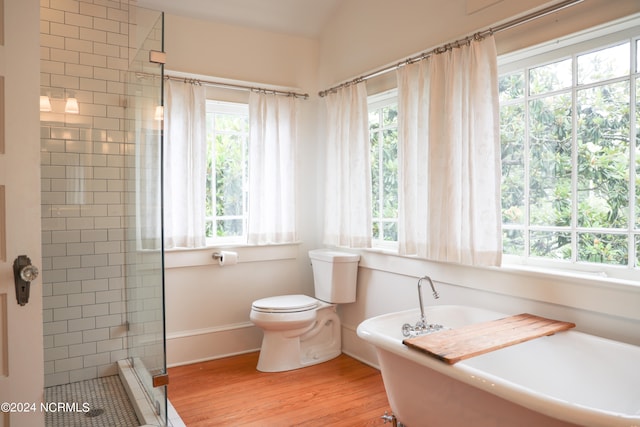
left=20, top=264, right=39, bottom=282
left=13, top=255, right=38, bottom=306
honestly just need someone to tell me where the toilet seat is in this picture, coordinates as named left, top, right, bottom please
left=252, top=294, right=318, bottom=313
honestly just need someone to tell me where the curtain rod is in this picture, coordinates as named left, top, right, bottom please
left=165, top=75, right=309, bottom=99
left=318, top=0, right=583, bottom=97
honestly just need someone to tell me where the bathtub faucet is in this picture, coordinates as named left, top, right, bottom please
left=418, top=275, right=439, bottom=327
left=402, top=275, right=444, bottom=337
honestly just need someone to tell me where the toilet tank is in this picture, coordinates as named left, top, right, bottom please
left=309, top=249, right=360, bottom=303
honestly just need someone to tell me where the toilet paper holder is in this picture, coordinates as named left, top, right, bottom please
left=212, top=250, right=239, bottom=266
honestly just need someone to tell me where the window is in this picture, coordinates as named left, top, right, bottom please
left=368, top=91, right=399, bottom=247
left=205, top=100, right=249, bottom=243
left=499, top=24, right=640, bottom=277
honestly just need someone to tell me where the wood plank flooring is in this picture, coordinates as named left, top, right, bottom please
left=168, top=352, right=392, bottom=426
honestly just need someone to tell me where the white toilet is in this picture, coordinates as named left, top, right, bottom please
left=250, top=249, right=360, bottom=372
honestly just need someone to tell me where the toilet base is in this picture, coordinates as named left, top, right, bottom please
left=256, top=308, right=341, bottom=372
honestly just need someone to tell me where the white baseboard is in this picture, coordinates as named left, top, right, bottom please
left=167, top=322, right=263, bottom=367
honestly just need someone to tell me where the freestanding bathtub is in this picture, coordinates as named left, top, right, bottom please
left=357, top=305, right=640, bottom=427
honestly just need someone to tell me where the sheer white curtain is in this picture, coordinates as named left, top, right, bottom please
left=397, top=35, right=502, bottom=266
left=247, top=91, right=297, bottom=244
left=164, top=79, right=207, bottom=248
left=323, top=82, right=372, bottom=248
left=397, top=59, right=430, bottom=256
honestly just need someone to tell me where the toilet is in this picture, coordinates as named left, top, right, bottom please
left=250, top=249, right=360, bottom=372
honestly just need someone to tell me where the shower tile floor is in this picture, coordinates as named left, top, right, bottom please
left=44, top=375, right=140, bottom=427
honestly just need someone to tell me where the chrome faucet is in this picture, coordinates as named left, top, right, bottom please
left=417, top=275, right=439, bottom=328
left=402, top=275, right=444, bottom=337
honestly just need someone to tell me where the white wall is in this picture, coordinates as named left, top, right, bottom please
left=317, top=0, right=640, bottom=88
left=163, top=0, right=640, bottom=368
left=163, top=14, right=322, bottom=366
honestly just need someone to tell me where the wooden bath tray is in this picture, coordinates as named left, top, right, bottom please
left=403, top=313, right=575, bottom=364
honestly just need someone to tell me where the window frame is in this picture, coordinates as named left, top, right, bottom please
left=498, top=15, right=640, bottom=281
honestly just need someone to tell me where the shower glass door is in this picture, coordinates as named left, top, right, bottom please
left=124, top=8, right=166, bottom=425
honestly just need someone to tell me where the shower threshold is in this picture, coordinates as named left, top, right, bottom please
left=117, top=359, right=185, bottom=427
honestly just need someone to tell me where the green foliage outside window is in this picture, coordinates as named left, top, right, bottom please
left=500, top=41, right=638, bottom=267
left=370, top=102, right=399, bottom=242
left=205, top=105, right=248, bottom=239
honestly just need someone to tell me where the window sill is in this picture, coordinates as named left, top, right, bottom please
left=360, top=246, right=640, bottom=290
left=354, top=247, right=640, bottom=320
left=164, top=242, right=302, bottom=269
left=498, top=262, right=640, bottom=291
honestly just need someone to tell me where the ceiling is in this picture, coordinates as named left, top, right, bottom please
left=136, top=0, right=343, bottom=38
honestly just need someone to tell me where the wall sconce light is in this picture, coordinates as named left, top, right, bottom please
left=154, top=105, right=164, bottom=121
left=40, top=95, right=52, bottom=112
left=40, top=88, right=80, bottom=114
left=65, top=97, right=79, bottom=114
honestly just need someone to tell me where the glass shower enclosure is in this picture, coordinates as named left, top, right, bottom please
left=124, top=8, right=167, bottom=426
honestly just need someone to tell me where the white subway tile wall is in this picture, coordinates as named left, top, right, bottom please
left=40, top=0, right=132, bottom=387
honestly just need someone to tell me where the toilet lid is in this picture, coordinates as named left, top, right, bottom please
left=252, top=294, right=318, bottom=313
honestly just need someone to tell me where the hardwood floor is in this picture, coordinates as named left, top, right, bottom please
left=168, top=352, right=392, bottom=426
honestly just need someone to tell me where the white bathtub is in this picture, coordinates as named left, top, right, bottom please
left=357, top=305, right=640, bottom=427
